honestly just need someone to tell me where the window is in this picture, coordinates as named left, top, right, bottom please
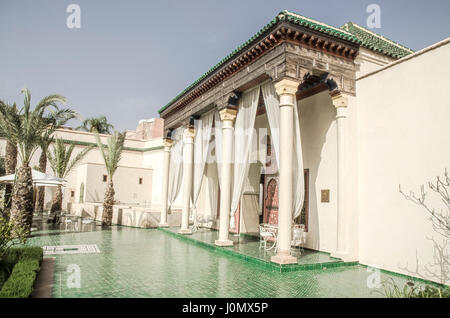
left=139, top=177, right=143, bottom=185
left=71, top=190, right=75, bottom=198
left=103, top=175, right=107, bottom=182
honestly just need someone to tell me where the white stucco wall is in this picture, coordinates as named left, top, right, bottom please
left=298, top=91, right=338, bottom=253
left=357, top=38, right=450, bottom=284
left=78, top=162, right=153, bottom=206
left=141, top=138, right=167, bottom=209
left=355, top=48, right=395, bottom=78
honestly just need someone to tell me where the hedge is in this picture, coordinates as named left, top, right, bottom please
left=0, top=247, right=43, bottom=298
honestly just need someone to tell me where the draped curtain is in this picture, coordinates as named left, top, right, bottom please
left=214, top=110, right=223, bottom=190
left=191, top=110, right=214, bottom=222
left=229, top=86, right=260, bottom=228
left=167, top=127, right=184, bottom=211
left=262, top=81, right=305, bottom=219
left=292, top=98, right=305, bottom=218
left=208, top=111, right=224, bottom=220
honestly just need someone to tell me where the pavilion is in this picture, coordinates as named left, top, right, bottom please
left=157, top=8, right=450, bottom=282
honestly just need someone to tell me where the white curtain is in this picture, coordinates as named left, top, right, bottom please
left=230, top=86, right=260, bottom=228
left=167, top=127, right=184, bottom=211
left=214, top=110, right=223, bottom=190
left=204, top=163, right=219, bottom=221
left=191, top=110, right=214, bottom=222
left=292, top=98, right=305, bottom=218
left=262, top=81, right=305, bottom=219
left=208, top=111, right=224, bottom=220
left=262, top=82, right=280, bottom=164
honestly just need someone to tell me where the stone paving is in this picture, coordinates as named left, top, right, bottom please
left=25, top=219, right=423, bottom=298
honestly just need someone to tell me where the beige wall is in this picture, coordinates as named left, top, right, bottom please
left=357, top=38, right=450, bottom=284
left=0, top=125, right=165, bottom=212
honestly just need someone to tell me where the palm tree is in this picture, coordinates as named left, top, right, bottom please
left=0, top=89, right=67, bottom=234
left=94, top=131, right=125, bottom=226
left=0, top=103, right=19, bottom=217
left=47, top=138, right=93, bottom=223
left=35, top=109, right=78, bottom=214
left=77, top=116, right=113, bottom=134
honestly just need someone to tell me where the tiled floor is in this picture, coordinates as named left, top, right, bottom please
left=25, top=218, right=422, bottom=298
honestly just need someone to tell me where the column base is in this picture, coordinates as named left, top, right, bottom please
left=271, top=252, right=297, bottom=265
left=178, top=229, right=192, bottom=235
left=214, top=239, right=234, bottom=247
left=158, top=223, right=169, bottom=228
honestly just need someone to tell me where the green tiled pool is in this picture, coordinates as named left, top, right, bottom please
left=25, top=220, right=421, bottom=298
left=161, top=227, right=350, bottom=272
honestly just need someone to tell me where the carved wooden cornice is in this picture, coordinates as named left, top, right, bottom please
left=160, top=21, right=359, bottom=120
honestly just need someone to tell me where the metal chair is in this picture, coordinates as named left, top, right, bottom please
left=259, top=224, right=277, bottom=251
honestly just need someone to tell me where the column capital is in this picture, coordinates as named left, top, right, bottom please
left=330, top=92, right=348, bottom=109
left=184, top=127, right=195, bottom=139
left=163, top=138, right=173, bottom=148
left=219, top=107, right=238, bottom=122
left=274, top=78, right=301, bottom=96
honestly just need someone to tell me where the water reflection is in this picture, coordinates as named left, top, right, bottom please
left=30, top=215, right=100, bottom=237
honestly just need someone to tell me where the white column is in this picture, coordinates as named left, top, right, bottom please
left=331, top=93, right=348, bottom=257
left=215, top=107, right=237, bottom=246
left=271, top=78, right=299, bottom=265
left=159, top=138, right=173, bottom=227
left=179, top=127, right=195, bottom=234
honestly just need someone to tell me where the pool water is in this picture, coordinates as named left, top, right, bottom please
left=26, top=222, right=415, bottom=298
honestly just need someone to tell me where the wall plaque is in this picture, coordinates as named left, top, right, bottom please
left=321, top=189, right=330, bottom=203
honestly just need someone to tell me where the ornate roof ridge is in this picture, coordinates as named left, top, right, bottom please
left=341, top=22, right=414, bottom=58
left=281, top=10, right=355, bottom=38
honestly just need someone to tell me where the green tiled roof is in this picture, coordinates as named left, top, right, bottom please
left=341, top=22, right=414, bottom=59
left=158, top=10, right=361, bottom=114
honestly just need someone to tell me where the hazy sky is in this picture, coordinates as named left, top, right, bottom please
left=1, top=0, right=449, bottom=131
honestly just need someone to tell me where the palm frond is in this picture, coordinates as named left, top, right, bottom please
left=65, top=146, right=94, bottom=178
left=77, top=116, right=114, bottom=134
left=94, top=131, right=125, bottom=178
left=0, top=89, right=70, bottom=166
left=47, top=138, right=94, bottom=178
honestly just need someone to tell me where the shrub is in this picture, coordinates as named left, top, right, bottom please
left=0, top=246, right=43, bottom=298
left=413, top=285, right=450, bottom=298
left=0, top=217, right=27, bottom=258
left=6, top=246, right=43, bottom=262
left=382, top=278, right=450, bottom=298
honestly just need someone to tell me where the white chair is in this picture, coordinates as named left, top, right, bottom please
left=259, top=224, right=277, bottom=251
left=191, top=214, right=215, bottom=233
left=82, top=218, right=94, bottom=225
